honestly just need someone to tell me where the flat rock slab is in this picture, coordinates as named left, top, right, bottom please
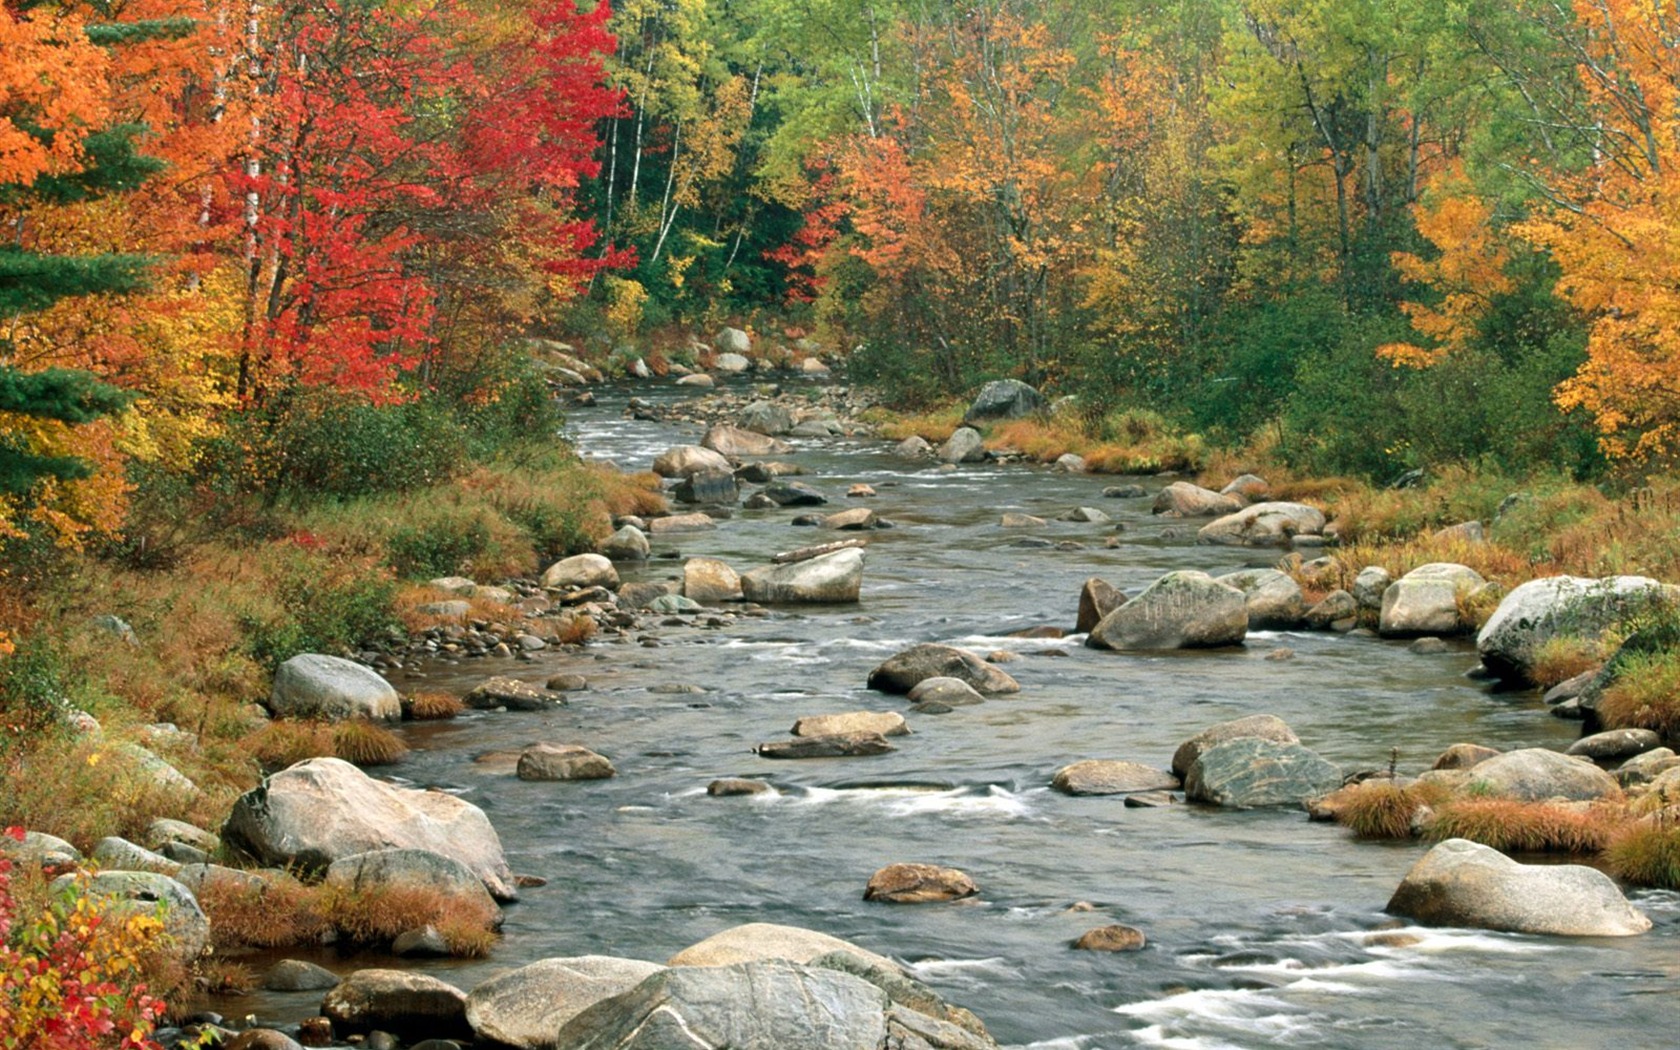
left=864, top=863, right=977, bottom=903
left=754, top=733, right=895, bottom=759
left=322, top=969, right=470, bottom=1039
left=1461, top=747, right=1619, bottom=801
left=791, top=711, right=909, bottom=738
left=1185, top=738, right=1341, bottom=809
left=517, top=743, right=616, bottom=781
left=465, top=956, right=665, bottom=1050
left=773, top=538, right=869, bottom=564
left=648, top=513, right=717, bottom=534
left=1052, top=760, right=1179, bottom=796
left=464, top=676, right=566, bottom=712
left=1388, top=838, right=1651, bottom=936
left=741, top=547, right=864, bottom=603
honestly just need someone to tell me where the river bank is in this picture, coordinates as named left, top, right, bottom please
left=4, top=360, right=1680, bottom=1048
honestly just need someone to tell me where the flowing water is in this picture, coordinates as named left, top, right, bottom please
left=246, top=379, right=1680, bottom=1048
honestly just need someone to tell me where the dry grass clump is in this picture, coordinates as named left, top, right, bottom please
left=1528, top=636, right=1606, bottom=690
left=554, top=614, right=597, bottom=646
left=331, top=720, right=408, bottom=765
left=859, top=403, right=965, bottom=443
left=405, top=692, right=463, bottom=721
left=1605, top=817, right=1680, bottom=889
left=1422, top=798, right=1627, bottom=854
left=1596, top=650, right=1680, bottom=740
left=1332, top=780, right=1451, bottom=839
left=196, top=874, right=331, bottom=950
left=321, top=882, right=499, bottom=957
left=194, top=959, right=258, bottom=995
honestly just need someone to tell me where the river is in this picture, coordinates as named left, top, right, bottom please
left=247, top=377, right=1680, bottom=1049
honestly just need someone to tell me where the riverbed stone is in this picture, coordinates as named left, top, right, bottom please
left=322, top=970, right=471, bottom=1039
left=791, top=711, right=909, bottom=738
left=1302, top=589, right=1358, bottom=631
left=1184, top=738, right=1341, bottom=808
left=651, top=445, right=732, bottom=479
left=648, top=512, right=716, bottom=534
left=222, top=757, right=516, bottom=900
left=1432, top=743, right=1500, bottom=771
left=1058, top=506, right=1109, bottom=523
left=683, top=557, right=743, bottom=603
left=1000, top=512, right=1045, bottom=527
left=761, top=480, right=828, bottom=506
left=1214, top=569, right=1307, bottom=630
left=823, top=507, right=877, bottom=530
left=1568, top=728, right=1661, bottom=762
left=1379, top=563, right=1486, bottom=637
left=1, top=831, right=81, bottom=870
left=1352, top=566, right=1393, bottom=611
left=269, top=654, right=400, bottom=723
left=964, top=379, right=1044, bottom=422
left=868, top=643, right=1020, bottom=695
left=464, top=676, right=565, bottom=711
left=754, top=733, right=895, bottom=759
left=1053, top=454, right=1087, bottom=473
left=465, top=956, right=665, bottom=1050
left=740, top=400, right=795, bottom=436
left=672, top=470, right=739, bottom=505
left=1476, top=575, right=1679, bottom=684
left=1151, top=482, right=1242, bottom=518
left=667, top=922, right=902, bottom=973
left=896, top=435, right=933, bottom=459
left=1174, top=715, right=1300, bottom=779
left=599, top=525, right=650, bottom=561
left=1086, top=571, right=1248, bottom=650
left=264, top=959, right=341, bottom=992
left=736, top=460, right=803, bottom=483
left=905, top=677, right=986, bottom=706
left=1460, top=747, right=1620, bottom=802
left=703, top=423, right=792, bottom=457
left=91, top=836, right=180, bottom=875
left=864, top=863, right=977, bottom=903
left=740, top=547, right=864, bottom=603
left=518, top=744, right=616, bottom=781
left=1198, top=502, right=1325, bottom=547
left=1073, top=925, right=1146, bottom=952
left=1051, top=760, right=1179, bottom=796
left=1387, top=838, right=1651, bottom=936
left=541, top=553, right=618, bottom=591
left=1076, top=577, right=1126, bottom=634
left=939, top=427, right=985, bottom=464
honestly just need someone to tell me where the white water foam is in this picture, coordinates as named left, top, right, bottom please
left=789, top=784, right=1037, bottom=820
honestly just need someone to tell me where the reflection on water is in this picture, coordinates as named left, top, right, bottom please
left=234, top=379, right=1680, bottom=1048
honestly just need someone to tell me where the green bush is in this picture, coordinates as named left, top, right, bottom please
left=386, top=514, right=492, bottom=578
left=0, top=635, right=71, bottom=751
left=240, top=549, right=397, bottom=669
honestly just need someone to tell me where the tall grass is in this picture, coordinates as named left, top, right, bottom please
left=1596, top=650, right=1680, bottom=739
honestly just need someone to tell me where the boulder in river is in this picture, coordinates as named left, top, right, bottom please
left=322, top=969, right=471, bottom=1039
left=517, top=743, right=616, bottom=781
left=541, top=553, right=619, bottom=591
left=703, top=423, right=791, bottom=457
left=268, top=654, right=400, bottom=723
left=1476, top=575, right=1679, bottom=684
left=222, top=757, right=516, bottom=900
left=683, top=557, right=743, bottom=603
left=1176, top=717, right=1298, bottom=780
left=599, top=525, right=650, bottom=561
left=1459, top=747, right=1620, bottom=802
left=739, top=400, right=796, bottom=436
left=1387, top=838, right=1651, bottom=936
left=465, top=956, right=666, bottom=1050
left=1151, top=482, right=1242, bottom=518
left=324, top=848, right=497, bottom=914
left=651, top=445, right=733, bottom=479
left=864, top=863, right=977, bottom=903
left=672, top=470, right=739, bottom=505
left=1197, top=502, right=1325, bottom=547
left=464, top=676, right=565, bottom=711
left=740, top=547, right=864, bottom=603
left=761, top=480, right=828, bottom=506
left=791, top=711, right=909, bottom=738
left=1086, top=571, right=1248, bottom=650
left=905, top=677, right=985, bottom=706
left=823, top=507, right=877, bottom=530
left=896, top=435, right=933, bottom=459
left=1378, top=563, right=1485, bottom=637
left=1073, top=925, right=1147, bottom=952
left=868, top=643, right=1020, bottom=696
left=1076, top=577, right=1126, bottom=634
left=939, top=427, right=985, bottom=464
left=1051, top=760, right=1179, bottom=796
left=1184, top=738, right=1341, bottom=808
left=754, top=733, right=895, bottom=759
left=648, top=512, right=716, bottom=534
left=964, top=379, right=1045, bottom=423
left=1304, top=589, right=1359, bottom=630
left=666, top=922, right=902, bottom=973
left=1214, top=569, right=1307, bottom=630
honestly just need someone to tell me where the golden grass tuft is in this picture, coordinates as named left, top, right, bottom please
left=1605, top=817, right=1680, bottom=888
left=196, top=873, right=331, bottom=950
left=243, top=720, right=336, bottom=771
left=405, top=692, right=464, bottom=721
left=331, top=719, right=408, bottom=765
left=1528, top=636, right=1605, bottom=690
left=1423, top=798, right=1627, bottom=854
left=1596, top=650, right=1680, bottom=740
left=859, top=403, right=965, bottom=443
left=554, top=614, right=597, bottom=646
left=195, top=959, right=258, bottom=995
left=320, top=882, right=500, bottom=957
left=1332, top=779, right=1451, bottom=839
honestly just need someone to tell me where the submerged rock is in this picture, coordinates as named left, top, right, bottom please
left=754, top=733, right=895, bottom=759
left=1184, top=737, right=1341, bottom=808
left=864, top=863, right=977, bottom=903
left=1387, top=838, right=1650, bottom=936
left=517, top=743, right=616, bottom=781
left=791, top=711, right=909, bottom=738
left=868, top=643, right=1020, bottom=695
left=1051, top=760, right=1179, bottom=796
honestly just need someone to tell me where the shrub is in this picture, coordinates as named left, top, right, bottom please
left=1528, top=636, right=1605, bottom=690
left=1605, top=819, right=1680, bottom=889
left=237, top=546, right=397, bottom=671
left=1596, top=649, right=1680, bottom=740
left=1423, top=798, right=1625, bottom=853
left=195, top=872, right=329, bottom=951
left=331, top=721, right=407, bottom=766
left=0, top=635, right=71, bottom=755
left=385, top=513, right=493, bottom=579
left=1332, top=780, right=1449, bottom=839
left=320, top=882, right=499, bottom=957
left=1, top=831, right=169, bottom=1049
left=405, top=693, right=463, bottom=721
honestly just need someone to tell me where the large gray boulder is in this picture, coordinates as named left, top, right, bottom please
left=269, top=654, right=399, bottom=723
left=1184, top=738, right=1341, bottom=808
left=651, top=445, right=732, bottom=479
left=1387, top=838, right=1650, bottom=936
left=542, top=553, right=619, bottom=591
left=1476, top=575, right=1678, bottom=684
left=1378, top=563, right=1485, bottom=637
left=1076, top=577, right=1125, bottom=634
left=1087, top=571, right=1248, bottom=650
left=50, top=870, right=209, bottom=962
left=465, top=957, right=665, bottom=1050
left=715, top=327, right=752, bottom=356
left=703, top=423, right=791, bottom=457
left=683, top=557, right=743, bottom=603
left=554, top=960, right=995, bottom=1050
left=739, top=401, right=796, bottom=437
left=963, top=379, right=1044, bottom=423
left=671, top=470, right=738, bottom=505
left=1, top=830, right=81, bottom=870
left=222, top=757, right=516, bottom=900
left=1172, top=714, right=1299, bottom=779
left=939, top=427, right=985, bottom=464
left=1198, top=503, right=1326, bottom=547
left=867, top=643, right=1020, bottom=696
left=1152, top=482, right=1242, bottom=518
left=1460, top=747, right=1620, bottom=802
left=323, top=969, right=471, bottom=1039
left=740, top=548, right=863, bottom=604
left=323, top=848, right=497, bottom=915
left=1352, top=566, right=1393, bottom=611
left=1214, top=569, right=1307, bottom=630
left=599, top=525, right=650, bottom=562
left=666, top=922, right=900, bottom=973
